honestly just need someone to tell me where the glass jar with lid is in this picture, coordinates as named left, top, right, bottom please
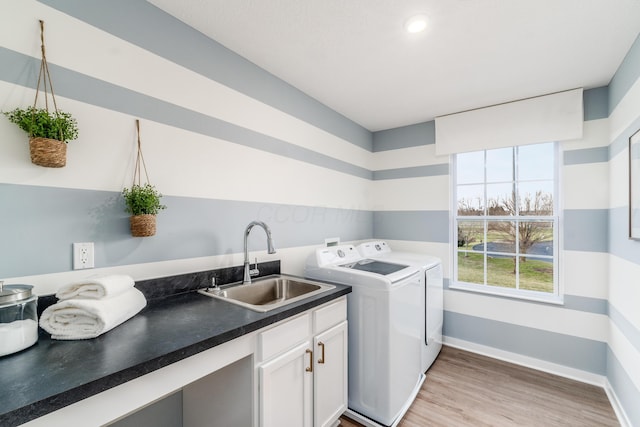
left=0, top=281, right=39, bottom=357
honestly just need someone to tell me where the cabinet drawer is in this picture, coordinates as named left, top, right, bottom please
left=313, top=297, right=347, bottom=334
left=259, top=313, right=311, bottom=362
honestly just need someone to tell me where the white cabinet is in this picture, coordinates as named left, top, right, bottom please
left=313, top=321, right=348, bottom=427
left=258, top=297, right=348, bottom=427
left=259, top=342, right=314, bottom=427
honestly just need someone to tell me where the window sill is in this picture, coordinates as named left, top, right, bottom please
left=449, top=282, right=564, bottom=305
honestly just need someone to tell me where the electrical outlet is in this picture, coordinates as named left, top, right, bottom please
left=73, top=242, right=95, bottom=270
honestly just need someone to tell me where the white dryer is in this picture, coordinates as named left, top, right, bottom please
left=305, top=244, right=425, bottom=427
left=357, top=241, right=443, bottom=372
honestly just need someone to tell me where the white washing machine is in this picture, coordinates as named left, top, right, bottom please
left=305, top=244, right=425, bottom=427
left=357, top=241, right=443, bottom=372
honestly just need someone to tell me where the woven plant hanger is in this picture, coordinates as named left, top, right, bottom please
left=30, top=19, right=66, bottom=167
left=132, top=119, right=151, bottom=189
left=129, top=120, right=156, bottom=237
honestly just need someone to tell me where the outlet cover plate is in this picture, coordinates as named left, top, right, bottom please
left=73, top=242, right=95, bottom=270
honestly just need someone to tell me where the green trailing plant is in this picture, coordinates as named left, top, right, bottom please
left=122, top=184, right=167, bottom=216
left=3, top=107, right=78, bottom=142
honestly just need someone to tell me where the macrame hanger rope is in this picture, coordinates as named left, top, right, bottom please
left=32, top=20, right=59, bottom=113
left=133, top=119, right=151, bottom=187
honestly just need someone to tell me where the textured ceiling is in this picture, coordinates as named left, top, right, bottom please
left=149, top=0, right=640, bottom=131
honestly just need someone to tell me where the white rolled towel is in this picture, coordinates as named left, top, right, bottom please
left=56, top=274, right=135, bottom=300
left=40, top=288, right=147, bottom=340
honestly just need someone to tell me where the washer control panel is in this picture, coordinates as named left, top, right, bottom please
left=314, top=244, right=361, bottom=266
left=357, top=241, right=391, bottom=257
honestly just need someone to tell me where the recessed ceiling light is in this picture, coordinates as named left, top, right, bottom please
left=404, top=14, right=428, bottom=33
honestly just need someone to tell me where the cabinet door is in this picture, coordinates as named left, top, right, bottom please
left=313, top=321, right=348, bottom=427
left=259, top=341, right=313, bottom=427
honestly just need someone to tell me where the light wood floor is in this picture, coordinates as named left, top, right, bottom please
left=340, top=346, right=619, bottom=427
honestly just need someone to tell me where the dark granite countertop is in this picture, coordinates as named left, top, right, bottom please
left=0, top=270, right=350, bottom=426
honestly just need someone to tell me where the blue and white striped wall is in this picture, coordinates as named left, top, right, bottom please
left=0, top=0, right=378, bottom=294
left=605, top=32, right=640, bottom=427
left=370, top=92, right=612, bottom=379
left=1, top=1, right=638, bottom=425
left=370, top=36, right=640, bottom=426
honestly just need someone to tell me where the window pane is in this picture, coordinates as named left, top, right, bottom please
left=457, top=252, right=484, bottom=285
left=518, top=221, right=553, bottom=257
left=486, top=147, right=513, bottom=183
left=518, top=182, right=553, bottom=215
left=519, top=259, right=553, bottom=292
left=518, top=220, right=554, bottom=293
left=457, top=220, right=484, bottom=251
left=487, top=220, right=516, bottom=254
left=457, top=184, right=484, bottom=216
left=457, top=151, right=484, bottom=184
left=486, top=183, right=514, bottom=216
left=456, top=151, right=484, bottom=184
left=487, top=256, right=516, bottom=289
left=518, top=143, right=554, bottom=181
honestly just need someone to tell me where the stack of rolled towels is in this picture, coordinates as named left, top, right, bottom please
left=40, top=274, right=147, bottom=340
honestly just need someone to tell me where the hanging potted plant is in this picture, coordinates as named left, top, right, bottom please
left=122, top=120, right=166, bottom=237
left=2, top=20, right=78, bottom=168
left=122, top=184, right=166, bottom=237
left=3, top=107, right=78, bottom=167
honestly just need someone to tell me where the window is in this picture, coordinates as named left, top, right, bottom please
left=453, top=143, right=558, bottom=299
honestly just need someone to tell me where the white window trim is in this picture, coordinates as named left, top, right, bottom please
left=450, top=143, right=563, bottom=304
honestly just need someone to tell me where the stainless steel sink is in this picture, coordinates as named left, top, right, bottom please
left=198, top=275, right=335, bottom=312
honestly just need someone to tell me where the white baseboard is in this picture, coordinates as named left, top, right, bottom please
left=604, top=379, right=632, bottom=427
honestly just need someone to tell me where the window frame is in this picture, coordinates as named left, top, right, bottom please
left=450, top=143, right=562, bottom=304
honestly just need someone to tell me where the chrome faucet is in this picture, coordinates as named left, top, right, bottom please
left=243, top=221, right=276, bottom=284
